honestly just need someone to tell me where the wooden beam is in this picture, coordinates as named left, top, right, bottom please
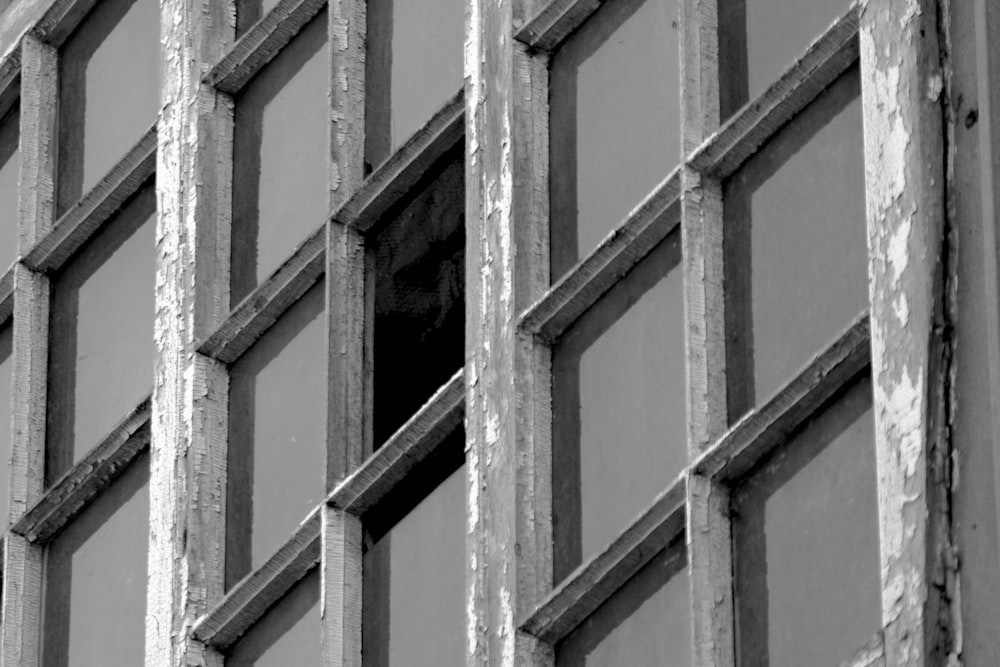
left=859, top=0, right=959, bottom=664
left=841, top=632, right=887, bottom=667
left=0, top=266, right=13, bottom=327
left=31, top=0, right=97, bottom=47
left=514, top=0, right=601, bottom=53
left=0, top=48, right=20, bottom=122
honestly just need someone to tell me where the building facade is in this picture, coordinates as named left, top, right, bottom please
left=0, top=0, right=995, bottom=664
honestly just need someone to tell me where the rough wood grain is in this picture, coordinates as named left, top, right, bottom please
left=519, top=170, right=681, bottom=344
left=688, top=3, right=859, bottom=179
left=0, top=266, right=13, bottom=327
left=860, top=0, right=959, bottom=664
left=0, top=45, right=20, bottom=121
left=693, top=313, right=871, bottom=482
left=12, top=396, right=151, bottom=544
left=514, top=0, right=601, bottom=53
left=321, top=506, right=362, bottom=667
left=31, top=0, right=97, bottom=47
left=841, top=632, right=887, bottom=667
left=687, top=473, right=734, bottom=667
left=23, top=123, right=156, bottom=274
left=520, top=476, right=686, bottom=644
left=337, top=88, right=464, bottom=236
left=327, top=369, right=464, bottom=516
left=191, top=508, right=322, bottom=649
left=205, top=0, right=327, bottom=95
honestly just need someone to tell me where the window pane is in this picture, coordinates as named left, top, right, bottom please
left=732, top=375, right=880, bottom=667
left=724, top=70, right=866, bottom=418
left=365, top=0, right=464, bottom=166
left=59, top=0, right=159, bottom=212
left=0, top=325, right=11, bottom=523
left=374, top=156, right=464, bottom=447
left=549, top=0, right=681, bottom=280
left=0, top=104, right=18, bottom=271
left=556, top=545, right=691, bottom=667
left=42, top=453, right=149, bottom=667
left=47, top=185, right=155, bottom=481
left=232, top=10, right=328, bottom=303
left=363, top=460, right=466, bottom=667
left=227, top=281, right=326, bottom=584
left=227, top=569, right=320, bottom=667
left=552, top=232, right=687, bottom=581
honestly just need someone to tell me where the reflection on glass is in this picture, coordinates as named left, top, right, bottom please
left=227, top=282, right=327, bottom=584
left=42, top=453, right=149, bottom=667
left=363, top=462, right=466, bottom=667
left=365, top=0, right=464, bottom=166
left=724, top=70, right=866, bottom=419
left=718, top=0, right=853, bottom=117
left=552, top=232, right=687, bottom=582
left=232, top=10, right=328, bottom=303
left=732, top=375, right=880, bottom=667
left=556, top=545, right=691, bottom=667
left=549, top=0, right=681, bottom=280
left=58, top=0, right=159, bottom=213
left=47, top=185, right=155, bottom=481
left=227, top=569, right=320, bottom=666
left=0, top=104, right=18, bottom=270
left=0, top=326, right=11, bottom=523
left=374, top=157, right=464, bottom=447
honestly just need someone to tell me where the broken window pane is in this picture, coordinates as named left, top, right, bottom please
left=732, top=374, right=881, bottom=667
left=58, top=0, right=159, bottom=213
left=0, top=325, right=11, bottom=523
left=549, top=0, right=681, bottom=280
left=556, top=544, right=691, bottom=667
left=47, top=185, right=155, bottom=481
left=552, top=232, right=687, bottom=581
left=232, top=10, right=328, bottom=303
left=227, top=281, right=327, bottom=584
left=42, top=453, right=150, bottom=667
left=0, top=103, right=18, bottom=271
left=724, top=69, right=866, bottom=419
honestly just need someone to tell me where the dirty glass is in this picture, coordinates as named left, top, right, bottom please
left=232, top=10, right=328, bottom=303
left=42, top=453, right=150, bottom=667
left=363, top=458, right=466, bottom=667
left=718, top=0, right=853, bottom=118
left=723, top=70, right=866, bottom=419
left=373, top=156, right=464, bottom=447
left=0, top=325, right=11, bottom=523
left=0, top=104, right=18, bottom=271
left=227, top=569, right=320, bottom=666
left=732, top=374, right=880, bottom=667
left=549, top=0, right=681, bottom=280
left=552, top=231, right=687, bottom=582
left=58, top=0, right=159, bottom=213
left=227, top=281, right=326, bottom=584
left=556, top=545, right=691, bottom=667
left=47, top=185, right=155, bottom=481
left=365, top=0, right=464, bottom=166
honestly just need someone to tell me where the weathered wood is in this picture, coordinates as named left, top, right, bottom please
left=205, top=0, right=327, bottom=95
left=0, top=46, right=20, bottom=122
left=191, top=508, right=322, bottom=649
left=2, top=34, right=56, bottom=667
left=321, top=506, right=362, bottom=665
left=520, top=476, right=686, bottom=644
left=198, top=222, right=324, bottom=364
left=0, top=266, right=13, bottom=327
left=23, top=123, right=156, bottom=274
left=841, top=632, right=887, bottom=667
left=514, top=0, right=601, bottom=53
left=148, top=0, right=235, bottom=665
left=860, top=0, right=958, bottom=664
left=327, top=370, right=464, bottom=516
left=519, top=170, right=681, bottom=344
left=12, top=396, right=150, bottom=544
left=30, top=0, right=97, bottom=47
left=688, top=4, right=859, bottom=179
left=693, top=313, right=870, bottom=482
left=338, top=88, right=464, bottom=236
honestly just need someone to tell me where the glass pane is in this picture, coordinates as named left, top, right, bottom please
left=365, top=0, right=464, bottom=166
left=556, top=545, right=691, bottom=667
left=549, top=0, right=681, bottom=280
left=552, top=232, right=687, bottom=581
left=0, top=104, right=18, bottom=271
left=232, top=10, right=329, bottom=303
left=42, top=453, right=149, bottom=667
left=724, top=70, right=866, bottom=418
left=227, top=569, right=321, bottom=666
left=363, top=461, right=466, bottom=667
left=227, top=281, right=327, bottom=584
left=236, top=0, right=284, bottom=35
left=0, top=325, right=11, bottom=524
left=47, top=185, right=155, bottom=481
left=58, top=0, right=159, bottom=212
left=373, top=156, right=464, bottom=447
left=718, top=0, right=853, bottom=117
left=732, top=375, right=880, bottom=667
